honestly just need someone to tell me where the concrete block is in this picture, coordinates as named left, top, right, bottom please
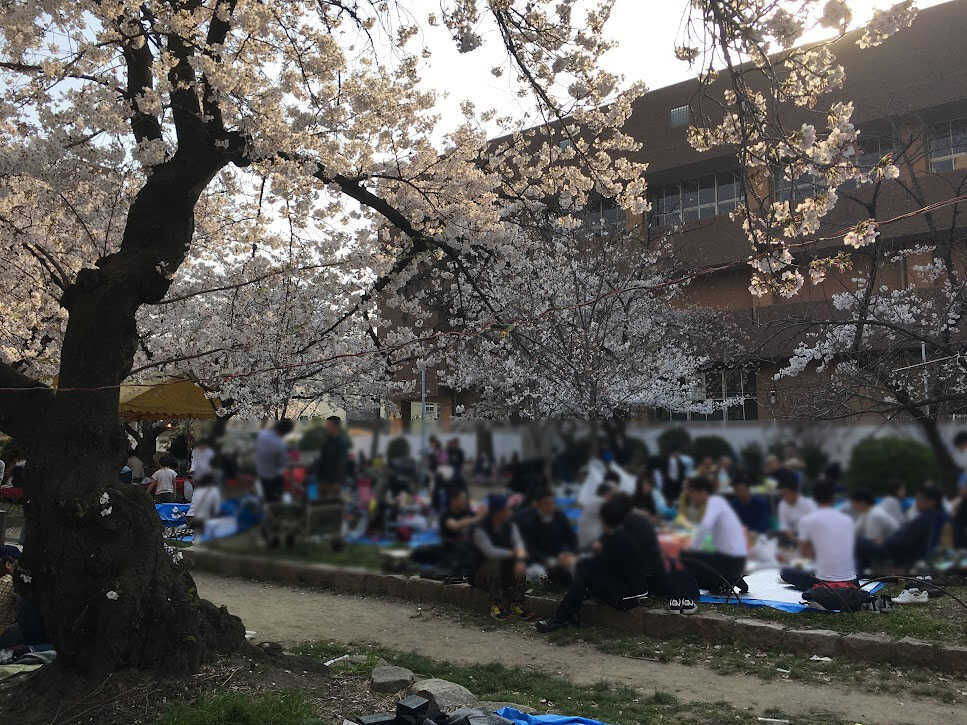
left=783, top=629, right=842, bottom=658
left=731, top=618, right=786, bottom=650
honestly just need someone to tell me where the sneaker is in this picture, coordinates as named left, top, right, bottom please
left=864, top=593, right=893, bottom=613
left=667, top=599, right=682, bottom=614
left=490, top=604, right=510, bottom=621
left=679, top=598, right=698, bottom=615
left=534, top=617, right=571, bottom=633
left=893, top=589, right=929, bottom=605
left=511, top=602, right=536, bottom=621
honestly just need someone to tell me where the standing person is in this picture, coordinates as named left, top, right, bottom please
left=664, top=450, right=691, bottom=503
left=777, top=472, right=817, bottom=541
left=679, top=477, right=749, bottom=602
left=168, top=432, right=190, bottom=474
left=535, top=493, right=662, bottom=632
left=471, top=494, right=533, bottom=621
left=126, top=448, right=145, bottom=482
left=146, top=455, right=178, bottom=504
left=316, top=415, right=351, bottom=498
left=515, top=489, right=578, bottom=583
left=781, top=480, right=857, bottom=596
left=255, top=418, right=294, bottom=503
left=190, top=439, right=216, bottom=482
left=446, top=438, right=466, bottom=479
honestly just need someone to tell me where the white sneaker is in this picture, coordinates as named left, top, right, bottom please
left=679, top=598, right=698, bottom=615
left=667, top=599, right=682, bottom=614
left=893, top=588, right=929, bottom=605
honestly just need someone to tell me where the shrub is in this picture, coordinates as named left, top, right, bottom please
left=800, top=443, right=830, bottom=481
left=621, top=436, right=649, bottom=467
left=848, top=437, right=939, bottom=496
left=690, top=435, right=735, bottom=463
left=386, top=436, right=411, bottom=460
left=739, top=442, right=764, bottom=480
left=657, top=427, right=691, bottom=458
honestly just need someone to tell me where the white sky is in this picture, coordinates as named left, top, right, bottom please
left=410, top=0, right=950, bottom=134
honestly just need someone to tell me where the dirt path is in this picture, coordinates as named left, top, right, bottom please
left=197, top=573, right=957, bottom=724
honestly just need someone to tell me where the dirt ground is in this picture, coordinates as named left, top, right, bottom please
left=196, top=572, right=963, bottom=725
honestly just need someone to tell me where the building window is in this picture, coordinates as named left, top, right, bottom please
left=409, top=401, right=439, bottom=421
left=928, top=118, right=967, bottom=173
left=669, top=105, right=690, bottom=127
left=855, top=134, right=894, bottom=171
left=653, top=368, right=758, bottom=422
left=774, top=169, right=825, bottom=204
left=581, top=195, right=622, bottom=233
left=649, top=172, right=741, bottom=228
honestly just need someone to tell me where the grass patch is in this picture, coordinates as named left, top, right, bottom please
left=296, top=640, right=845, bottom=725
left=208, top=533, right=386, bottom=570
left=160, top=692, right=322, bottom=725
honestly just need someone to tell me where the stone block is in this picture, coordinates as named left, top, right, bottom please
left=839, top=632, right=896, bottom=663
left=369, top=664, right=415, bottom=693
left=687, top=612, right=735, bottom=641
left=410, top=678, right=478, bottom=710
left=783, top=629, right=842, bottom=658
left=731, top=618, right=786, bottom=650
left=894, top=637, right=939, bottom=667
left=940, top=644, right=967, bottom=675
left=641, top=609, right=694, bottom=639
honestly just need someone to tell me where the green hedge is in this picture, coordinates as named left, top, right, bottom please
left=848, top=437, right=938, bottom=495
left=690, top=435, right=735, bottom=462
left=386, top=436, right=411, bottom=460
left=657, top=427, right=691, bottom=457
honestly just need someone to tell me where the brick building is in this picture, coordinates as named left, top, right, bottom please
left=390, top=0, right=967, bottom=434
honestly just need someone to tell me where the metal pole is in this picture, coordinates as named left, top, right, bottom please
left=922, top=342, right=929, bottom=416
left=420, top=367, right=427, bottom=488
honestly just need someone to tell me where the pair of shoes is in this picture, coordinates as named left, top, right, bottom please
left=893, top=588, right=929, bottom=605
left=534, top=617, right=572, bottom=633
left=511, top=602, right=537, bottom=621
left=863, top=593, right=894, bottom=613
left=490, top=603, right=510, bottom=621
left=667, top=599, right=698, bottom=615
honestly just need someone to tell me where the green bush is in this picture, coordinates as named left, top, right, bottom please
left=386, top=436, right=411, bottom=460
left=690, top=435, right=735, bottom=462
left=297, top=426, right=328, bottom=451
left=801, top=443, right=830, bottom=481
left=739, top=442, right=764, bottom=480
left=622, top=436, right=649, bottom=467
left=657, top=427, right=691, bottom=458
left=848, top=437, right=939, bottom=496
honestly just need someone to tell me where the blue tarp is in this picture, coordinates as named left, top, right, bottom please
left=156, top=503, right=190, bottom=527
left=496, top=707, right=603, bottom=725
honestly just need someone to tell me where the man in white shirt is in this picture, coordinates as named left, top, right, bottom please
left=781, top=480, right=858, bottom=597
left=849, top=489, right=900, bottom=542
left=678, top=477, right=749, bottom=604
left=777, top=473, right=817, bottom=540
left=190, top=440, right=216, bottom=481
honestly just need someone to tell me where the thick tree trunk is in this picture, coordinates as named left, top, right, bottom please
left=12, top=154, right=245, bottom=679
left=915, top=413, right=959, bottom=494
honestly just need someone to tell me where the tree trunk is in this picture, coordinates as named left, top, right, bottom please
left=12, top=155, right=245, bottom=680
left=915, top=413, right=959, bottom=494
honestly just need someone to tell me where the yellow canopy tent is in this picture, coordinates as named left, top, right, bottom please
left=118, top=378, right=218, bottom=421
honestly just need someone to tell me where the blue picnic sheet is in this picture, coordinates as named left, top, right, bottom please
left=496, top=707, right=603, bottom=724
left=697, top=567, right=886, bottom=613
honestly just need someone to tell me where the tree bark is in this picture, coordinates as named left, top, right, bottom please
left=9, top=154, right=245, bottom=679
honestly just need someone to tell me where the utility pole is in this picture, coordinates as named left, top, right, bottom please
left=419, top=367, right=427, bottom=488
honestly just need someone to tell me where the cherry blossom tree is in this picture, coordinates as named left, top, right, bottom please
left=0, top=0, right=644, bottom=682
left=0, top=0, right=924, bottom=688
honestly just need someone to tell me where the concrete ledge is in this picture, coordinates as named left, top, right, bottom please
left=188, top=548, right=966, bottom=674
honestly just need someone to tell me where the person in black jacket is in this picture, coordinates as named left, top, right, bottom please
left=535, top=493, right=662, bottom=633
left=515, top=489, right=577, bottom=584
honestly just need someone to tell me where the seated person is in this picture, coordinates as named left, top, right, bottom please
left=878, top=478, right=909, bottom=527
left=515, top=489, right=577, bottom=583
left=781, top=480, right=857, bottom=594
left=727, top=475, right=770, bottom=534
left=439, top=488, right=483, bottom=576
left=187, top=473, right=222, bottom=530
left=0, top=594, right=48, bottom=650
left=0, top=546, right=19, bottom=631
left=632, top=472, right=666, bottom=519
left=471, top=494, right=533, bottom=621
left=857, top=485, right=948, bottom=570
left=678, top=477, right=749, bottom=604
left=577, top=482, right=616, bottom=551
left=535, top=493, right=663, bottom=632
left=777, top=473, right=817, bottom=541
left=849, top=489, right=900, bottom=543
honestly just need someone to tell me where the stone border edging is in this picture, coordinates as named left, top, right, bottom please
left=189, top=548, right=967, bottom=674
